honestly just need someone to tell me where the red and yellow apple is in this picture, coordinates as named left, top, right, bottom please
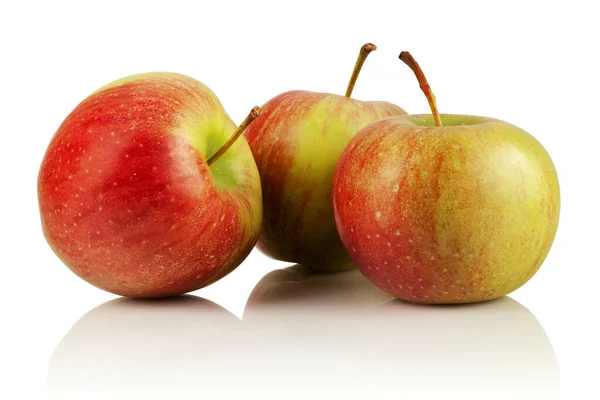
left=38, top=73, right=262, bottom=298
left=245, top=44, right=407, bottom=272
left=332, top=52, right=560, bottom=303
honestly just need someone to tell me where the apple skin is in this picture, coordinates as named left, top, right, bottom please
left=38, top=73, right=262, bottom=298
left=333, top=114, right=560, bottom=303
left=245, top=90, right=406, bottom=272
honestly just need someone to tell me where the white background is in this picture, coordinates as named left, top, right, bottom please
left=1, top=0, right=598, bottom=399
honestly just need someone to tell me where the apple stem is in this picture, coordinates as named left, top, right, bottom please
left=345, top=43, right=377, bottom=98
left=399, top=51, right=443, bottom=127
left=207, top=106, right=262, bottom=166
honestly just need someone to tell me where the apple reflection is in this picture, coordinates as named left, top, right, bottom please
left=243, top=265, right=560, bottom=398
left=244, top=264, right=392, bottom=310
left=48, top=266, right=560, bottom=399
left=48, top=295, right=242, bottom=398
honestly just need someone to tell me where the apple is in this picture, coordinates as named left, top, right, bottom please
left=245, top=44, right=407, bottom=272
left=332, top=52, right=560, bottom=303
left=38, top=73, right=262, bottom=298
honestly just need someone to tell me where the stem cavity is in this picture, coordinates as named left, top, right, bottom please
left=207, top=106, right=262, bottom=166
left=399, top=51, right=443, bottom=127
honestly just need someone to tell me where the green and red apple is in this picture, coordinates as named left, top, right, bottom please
left=38, top=73, right=262, bottom=298
left=332, top=52, right=560, bottom=303
left=245, top=44, right=407, bottom=272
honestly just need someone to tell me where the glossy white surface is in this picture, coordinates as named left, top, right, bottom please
left=49, top=268, right=559, bottom=399
left=1, top=1, right=599, bottom=399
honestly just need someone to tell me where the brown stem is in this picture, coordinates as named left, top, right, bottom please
left=207, top=106, right=262, bottom=166
left=399, top=51, right=443, bottom=127
left=345, top=43, right=377, bottom=98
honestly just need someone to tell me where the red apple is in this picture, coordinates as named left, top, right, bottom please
left=245, top=44, right=407, bottom=272
left=332, top=52, right=560, bottom=303
left=38, top=73, right=262, bottom=298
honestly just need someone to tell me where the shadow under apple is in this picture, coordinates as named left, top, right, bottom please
left=244, top=264, right=392, bottom=312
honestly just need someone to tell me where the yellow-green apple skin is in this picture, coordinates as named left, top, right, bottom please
left=333, top=114, right=560, bottom=303
left=38, top=73, right=262, bottom=298
left=244, top=91, right=406, bottom=272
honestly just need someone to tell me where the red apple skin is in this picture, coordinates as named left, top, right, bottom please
left=333, top=114, right=560, bottom=304
left=245, top=90, right=406, bottom=272
left=38, top=73, right=262, bottom=298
